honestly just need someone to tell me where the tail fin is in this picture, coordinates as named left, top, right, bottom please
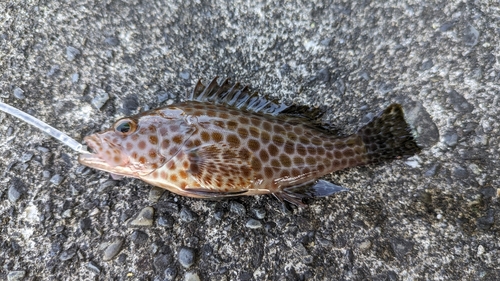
left=356, top=104, right=421, bottom=164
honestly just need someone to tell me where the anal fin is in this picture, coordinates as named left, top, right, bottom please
left=276, top=180, right=349, bottom=206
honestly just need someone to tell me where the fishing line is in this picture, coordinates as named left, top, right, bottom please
left=0, top=101, right=89, bottom=154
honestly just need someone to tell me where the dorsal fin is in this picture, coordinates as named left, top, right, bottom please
left=187, top=77, right=290, bottom=116
left=278, top=104, right=326, bottom=120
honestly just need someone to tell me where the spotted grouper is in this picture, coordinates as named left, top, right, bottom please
left=79, top=78, right=421, bottom=205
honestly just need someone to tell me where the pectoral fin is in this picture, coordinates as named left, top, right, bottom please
left=186, top=144, right=254, bottom=192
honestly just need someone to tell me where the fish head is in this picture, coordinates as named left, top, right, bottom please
left=79, top=108, right=193, bottom=178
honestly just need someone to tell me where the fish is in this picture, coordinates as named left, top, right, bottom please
left=78, top=77, right=421, bottom=206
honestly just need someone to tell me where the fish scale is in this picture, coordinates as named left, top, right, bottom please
left=79, top=78, right=421, bottom=205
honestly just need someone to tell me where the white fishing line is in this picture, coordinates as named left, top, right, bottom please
left=0, top=101, right=89, bottom=154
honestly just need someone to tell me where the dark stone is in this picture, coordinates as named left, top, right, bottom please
left=157, top=91, right=170, bottom=103
left=131, top=230, right=149, bottom=245
left=387, top=271, right=399, bottom=281
left=200, top=244, right=213, bottom=258
left=179, top=71, right=190, bottom=80
left=389, top=238, right=414, bottom=260
left=13, top=87, right=25, bottom=99
left=178, top=247, right=195, bottom=268
left=164, top=267, right=177, bottom=280
left=279, top=63, right=291, bottom=77
left=442, top=130, right=458, bottom=147
left=122, top=94, right=139, bottom=115
left=180, top=207, right=197, bottom=222
left=66, top=46, right=81, bottom=61
left=157, top=215, right=174, bottom=228
left=229, top=201, right=246, bottom=216
left=476, top=209, right=494, bottom=230
left=8, top=182, right=23, bottom=203
left=47, top=65, right=60, bottom=77
left=50, top=174, right=64, bottom=185
left=446, top=90, right=474, bottom=113
left=123, top=54, right=135, bottom=65
left=480, top=187, right=496, bottom=199
left=103, top=238, right=124, bottom=261
left=440, top=22, right=455, bottom=32
left=153, top=254, right=172, bottom=273
left=421, top=59, right=433, bottom=70
left=80, top=217, right=92, bottom=232
left=424, top=164, right=440, bottom=177
left=317, top=68, right=330, bottom=82
left=239, top=272, right=253, bottom=281
left=104, top=37, right=120, bottom=46
left=86, top=261, right=101, bottom=274
left=59, top=248, right=77, bottom=261
left=463, top=24, right=479, bottom=47
left=453, top=166, right=469, bottom=179
left=378, top=82, right=395, bottom=94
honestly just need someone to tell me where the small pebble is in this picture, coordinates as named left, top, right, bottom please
left=66, top=46, right=81, bottom=61
left=252, top=208, right=266, bottom=219
left=245, top=219, right=262, bottom=229
left=86, top=261, right=101, bottom=274
left=180, top=207, right=197, bottom=222
left=103, top=238, right=124, bottom=261
left=13, top=87, right=25, bottom=99
left=421, top=59, right=433, bottom=70
left=80, top=217, right=92, bottom=232
left=463, top=24, right=479, bottom=47
left=104, top=37, right=120, bottom=46
left=59, top=248, right=77, bottom=261
left=157, top=91, right=170, bottom=103
left=47, top=65, right=60, bottom=77
left=157, top=215, right=174, bottom=228
left=72, top=73, right=80, bottom=83
left=129, top=207, right=154, bottom=227
left=98, top=180, right=117, bottom=193
left=442, top=131, right=458, bottom=147
left=7, top=271, right=26, bottom=281
left=178, top=247, right=195, bottom=268
left=42, top=170, right=51, bottom=178
left=214, top=209, right=224, bottom=220
left=50, top=174, right=64, bottom=185
left=153, top=254, right=172, bottom=272
left=149, top=186, right=166, bottom=203
left=91, top=89, right=109, bottom=109
left=359, top=240, right=372, bottom=251
left=229, top=202, right=246, bottom=216
left=453, top=166, right=469, bottom=179
left=179, top=71, right=190, bottom=80
left=37, top=146, right=49, bottom=153
left=184, top=272, right=200, bottom=281
left=131, top=230, right=149, bottom=245
left=317, top=68, right=330, bottom=82
left=477, top=245, right=485, bottom=256
left=62, top=209, right=72, bottom=218
left=424, top=164, right=440, bottom=177
left=8, top=184, right=23, bottom=202
left=164, top=267, right=178, bottom=280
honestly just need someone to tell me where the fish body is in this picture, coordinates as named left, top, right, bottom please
left=79, top=78, right=420, bottom=205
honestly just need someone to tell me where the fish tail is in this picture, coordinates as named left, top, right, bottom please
left=356, top=104, right=421, bottom=164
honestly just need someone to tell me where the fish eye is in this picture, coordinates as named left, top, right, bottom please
left=114, top=119, right=136, bottom=135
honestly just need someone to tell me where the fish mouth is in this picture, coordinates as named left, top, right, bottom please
left=78, top=135, right=107, bottom=168
left=78, top=134, right=138, bottom=178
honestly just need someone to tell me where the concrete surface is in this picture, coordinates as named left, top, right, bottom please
left=1, top=0, right=499, bottom=280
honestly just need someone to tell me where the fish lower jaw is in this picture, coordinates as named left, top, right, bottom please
left=78, top=153, right=138, bottom=178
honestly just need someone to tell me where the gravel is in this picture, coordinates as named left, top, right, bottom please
left=1, top=0, right=499, bottom=280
